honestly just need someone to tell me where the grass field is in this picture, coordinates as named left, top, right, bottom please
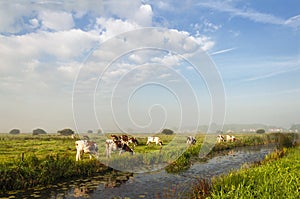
left=0, top=132, right=298, bottom=193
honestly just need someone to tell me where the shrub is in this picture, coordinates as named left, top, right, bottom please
left=161, top=129, right=174, bottom=135
left=32, top=128, right=47, bottom=135
left=277, top=133, right=293, bottom=148
left=57, top=128, right=74, bottom=136
left=9, top=129, right=20, bottom=135
left=256, top=129, right=265, bottom=134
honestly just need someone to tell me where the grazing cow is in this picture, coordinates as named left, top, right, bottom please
left=75, top=140, right=98, bottom=161
left=146, top=136, right=162, bottom=146
left=105, top=139, right=134, bottom=158
left=128, top=137, right=139, bottom=146
left=186, top=136, right=196, bottom=145
left=217, top=135, right=225, bottom=143
left=120, top=134, right=129, bottom=144
left=110, top=134, right=120, bottom=141
left=226, top=135, right=236, bottom=142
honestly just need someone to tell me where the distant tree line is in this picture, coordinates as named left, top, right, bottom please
left=7, top=128, right=103, bottom=135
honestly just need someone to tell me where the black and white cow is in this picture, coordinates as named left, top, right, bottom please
left=186, top=136, right=196, bottom=145
left=146, top=136, right=163, bottom=146
left=105, top=139, right=134, bottom=158
left=75, top=140, right=98, bottom=161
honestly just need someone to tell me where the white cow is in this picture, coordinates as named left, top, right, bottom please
left=75, top=140, right=98, bottom=161
left=186, top=136, right=196, bottom=145
left=226, top=135, right=236, bottom=142
left=146, top=137, right=162, bottom=146
left=105, top=139, right=134, bottom=158
left=217, top=135, right=225, bottom=143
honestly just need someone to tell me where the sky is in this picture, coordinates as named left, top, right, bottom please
left=0, top=0, right=299, bottom=133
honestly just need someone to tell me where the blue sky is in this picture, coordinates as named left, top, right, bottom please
left=0, top=0, right=299, bottom=133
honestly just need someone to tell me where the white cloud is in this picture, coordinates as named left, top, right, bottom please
left=95, top=17, right=140, bottom=41
left=0, top=2, right=32, bottom=33
left=190, top=34, right=215, bottom=51
left=285, top=15, right=300, bottom=29
left=197, top=1, right=300, bottom=29
left=29, top=18, right=39, bottom=29
left=133, top=4, right=153, bottom=26
left=192, top=19, right=222, bottom=33
left=39, top=10, right=74, bottom=31
left=197, top=1, right=285, bottom=25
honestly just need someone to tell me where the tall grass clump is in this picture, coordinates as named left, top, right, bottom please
left=0, top=154, right=110, bottom=193
left=192, top=145, right=300, bottom=199
left=165, top=143, right=202, bottom=173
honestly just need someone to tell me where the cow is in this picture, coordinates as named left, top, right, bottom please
left=75, top=140, right=98, bottom=161
left=119, top=134, right=130, bottom=145
left=186, top=136, right=196, bottom=145
left=226, top=135, right=236, bottom=142
left=110, top=134, right=120, bottom=141
left=217, top=135, right=225, bottom=143
left=105, top=139, right=134, bottom=158
left=128, top=137, right=139, bottom=146
left=146, top=136, right=162, bottom=146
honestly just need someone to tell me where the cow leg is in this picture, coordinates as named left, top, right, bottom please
left=105, top=147, right=110, bottom=158
left=76, top=150, right=81, bottom=161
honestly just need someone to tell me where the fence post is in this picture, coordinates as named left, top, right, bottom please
left=21, top=152, right=24, bottom=161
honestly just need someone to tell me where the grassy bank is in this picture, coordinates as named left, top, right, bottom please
left=0, top=155, right=110, bottom=193
left=190, top=144, right=300, bottom=198
left=165, top=132, right=298, bottom=173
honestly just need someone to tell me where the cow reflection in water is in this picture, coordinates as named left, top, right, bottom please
left=105, top=175, right=132, bottom=188
left=72, top=174, right=133, bottom=196
left=73, top=187, right=89, bottom=197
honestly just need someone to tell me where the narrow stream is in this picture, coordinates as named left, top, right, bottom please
left=1, top=144, right=276, bottom=199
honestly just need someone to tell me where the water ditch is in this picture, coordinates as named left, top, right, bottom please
left=1, top=144, right=276, bottom=199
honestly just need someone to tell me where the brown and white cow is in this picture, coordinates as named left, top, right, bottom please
left=75, top=140, right=98, bottom=161
left=226, top=135, right=236, bottom=142
left=120, top=135, right=129, bottom=144
left=105, top=139, right=134, bottom=158
left=128, top=137, right=139, bottom=146
left=110, top=134, right=120, bottom=141
left=146, top=136, right=162, bottom=146
left=217, top=135, right=225, bottom=143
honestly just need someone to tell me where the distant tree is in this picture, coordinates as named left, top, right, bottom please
left=161, top=128, right=174, bottom=135
left=256, top=129, right=265, bottom=134
left=97, top=129, right=102, bottom=134
left=57, top=128, right=74, bottom=136
left=9, top=129, right=20, bottom=135
left=33, top=128, right=47, bottom=135
left=87, top=130, right=93, bottom=134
